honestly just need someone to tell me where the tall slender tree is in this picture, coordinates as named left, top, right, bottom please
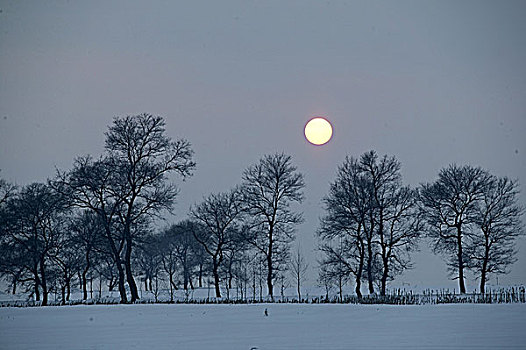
left=69, top=211, right=105, bottom=300
left=360, top=151, right=423, bottom=295
left=290, top=247, right=308, bottom=301
left=54, top=155, right=129, bottom=303
left=317, top=237, right=351, bottom=300
left=241, top=153, right=304, bottom=300
left=0, top=183, right=69, bottom=305
left=190, top=189, right=244, bottom=298
left=419, top=164, right=492, bottom=293
left=160, top=220, right=203, bottom=294
left=319, top=151, right=421, bottom=296
left=469, top=176, right=524, bottom=293
left=318, top=156, right=370, bottom=298
left=104, top=113, right=195, bottom=302
left=54, top=114, right=195, bottom=303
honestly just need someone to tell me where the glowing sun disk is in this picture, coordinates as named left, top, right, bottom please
left=304, top=117, right=333, bottom=145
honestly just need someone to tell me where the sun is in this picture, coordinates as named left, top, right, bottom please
left=304, top=117, right=333, bottom=145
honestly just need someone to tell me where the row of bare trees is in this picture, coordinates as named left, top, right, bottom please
left=0, top=114, right=195, bottom=304
left=317, top=151, right=523, bottom=296
left=0, top=114, right=523, bottom=304
left=0, top=114, right=307, bottom=304
left=188, top=152, right=305, bottom=300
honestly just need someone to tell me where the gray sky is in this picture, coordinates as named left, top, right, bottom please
left=1, top=0, right=525, bottom=290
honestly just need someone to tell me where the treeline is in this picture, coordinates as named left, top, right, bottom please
left=0, top=114, right=304, bottom=305
left=317, top=152, right=524, bottom=299
left=0, top=114, right=523, bottom=306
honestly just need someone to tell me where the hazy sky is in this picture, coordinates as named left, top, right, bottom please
left=1, top=0, right=525, bottom=290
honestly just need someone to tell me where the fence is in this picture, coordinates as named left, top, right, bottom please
left=1, top=286, right=524, bottom=307
left=310, top=286, right=526, bottom=305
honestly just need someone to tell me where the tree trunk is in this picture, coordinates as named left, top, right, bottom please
left=364, top=218, right=376, bottom=295
left=297, top=277, right=301, bottom=301
left=355, top=272, right=363, bottom=299
left=228, top=269, right=233, bottom=290
left=378, top=211, right=387, bottom=298
left=82, top=270, right=89, bottom=300
left=169, top=273, right=174, bottom=302
left=39, top=257, right=48, bottom=306
left=66, top=276, right=71, bottom=301
left=98, top=272, right=103, bottom=299
left=267, top=250, right=274, bottom=300
left=259, top=274, right=263, bottom=302
left=34, top=271, right=41, bottom=301
left=116, top=261, right=128, bottom=303
left=380, top=255, right=389, bottom=296
left=82, top=252, right=91, bottom=300
left=198, top=264, right=203, bottom=287
left=124, top=238, right=139, bottom=302
left=480, top=269, right=487, bottom=295
left=108, top=276, right=116, bottom=292
left=103, top=222, right=127, bottom=303
left=366, top=243, right=374, bottom=294
left=480, top=246, right=490, bottom=294
left=355, top=239, right=365, bottom=299
left=456, top=226, right=466, bottom=294
left=212, top=258, right=221, bottom=298
left=154, top=276, right=159, bottom=302
left=183, top=268, right=189, bottom=291
left=252, top=266, right=256, bottom=302
left=338, top=275, right=343, bottom=302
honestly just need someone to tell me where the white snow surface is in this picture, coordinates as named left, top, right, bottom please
left=0, top=303, right=524, bottom=349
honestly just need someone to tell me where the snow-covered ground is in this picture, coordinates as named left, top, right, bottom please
left=0, top=304, right=524, bottom=349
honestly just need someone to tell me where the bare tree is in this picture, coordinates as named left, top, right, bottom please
left=0, top=240, right=27, bottom=295
left=231, top=249, right=253, bottom=301
left=468, top=176, right=524, bottom=293
left=419, top=164, right=492, bottom=293
left=94, top=254, right=119, bottom=293
left=157, top=220, right=204, bottom=301
left=0, top=183, right=68, bottom=305
left=241, top=153, right=304, bottom=300
left=54, top=156, right=129, bottom=303
left=53, top=114, right=194, bottom=303
left=134, top=233, right=163, bottom=300
left=52, top=234, right=81, bottom=304
left=156, top=233, right=178, bottom=301
left=221, top=235, right=250, bottom=300
left=318, top=237, right=350, bottom=301
left=319, top=151, right=421, bottom=296
left=377, top=186, right=422, bottom=295
left=190, top=189, right=244, bottom=298
left=69, top=211, right=105, bottom=300
left=0, top=176, right=16, bottom=207
left=0, top=178, right=22, bottom=294
left=319, top=156, right=369, bottom=297
left=319, top=154, right=376, bottom=296
left=359, top=151, right=424, bottom=295
left=290, top=247, right=308, bottom=301
left=105, top=113, right=195, bottom=302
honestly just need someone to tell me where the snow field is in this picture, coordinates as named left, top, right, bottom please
left=0, top=303, right=525, bottom=349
